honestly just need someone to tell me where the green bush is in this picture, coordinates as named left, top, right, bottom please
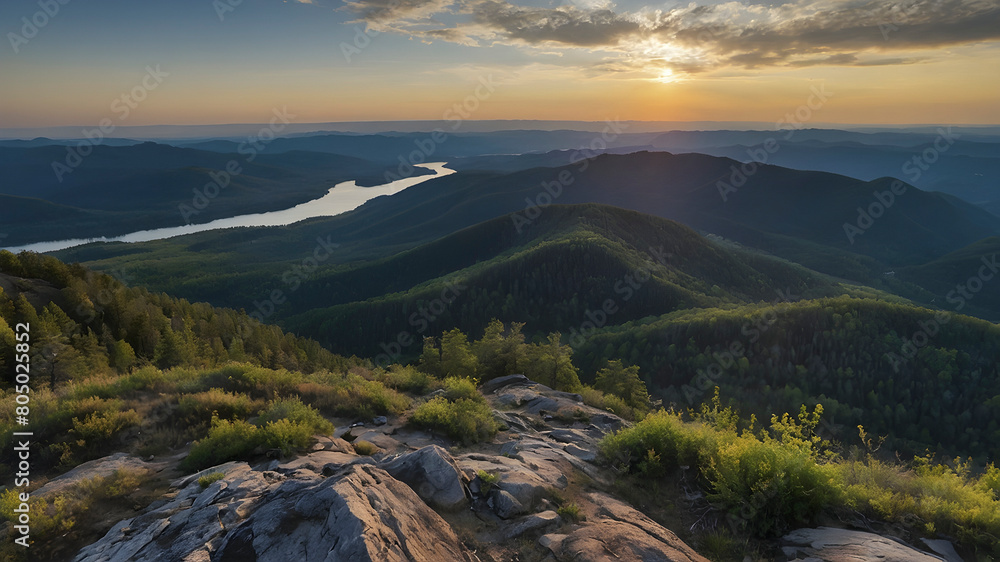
left=256, top=397, right=334, bottom=434
left=177, top=389, right=258, bottom=424
left=353, top=440, right=378, bottom=455
left=296, top=374, right=410, bottom=419
left=442, top=377, right=481, bottom=402
left=601, top=403, right=1000, bottom=551
left=182, top=398, right=330, bottom=471
left=0, top=468, right=147, bottom=559
left=580, top=385, right=639, bottom=421
left=378, top=364, right=433, bottom=394
left=557, top=502, right=585, bottom=522
left=837, top=458, right=1000, bottom=552
left=259, top=418, right=314, bottom=455
left=705, top=434, right=839, bottom=536
left=411, top=396, right=500, bottom=445
left=476, top=469, right=501, bottom=494
left=182, top=417, right=262, bottom=471
left=600, top=409, right=837, bottom=536
left=198, top=472, right=225, bottom=488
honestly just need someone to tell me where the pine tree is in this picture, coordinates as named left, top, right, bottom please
left=440, top=328, right=477, bottom=380
left=419, top=336, right=442, bottom=376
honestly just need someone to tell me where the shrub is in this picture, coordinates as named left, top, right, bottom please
left=182, top=417, right=262, bottom=471
left=579, top=385, right=638, bottom=421
left=177, top=389, right=257, bottom=424
left=198, top=472, right=225, bottom=488
left=477, top=470, right=501, bottom=494
left=257, top=397, right=334, bottom=434
left=411, top=396, right=500, bottom=445
left=704, top=434, right=840, bottom=536
left=600, top=409, right=837, bottom=536
left=259, top=418, right=314, bottom=455
left=378, top=364, right=433, bottom=394
left=557, top=502, right=585, bottom=522
left=296, top=374, right=410, bottom=420
left=836, top=458, right=1000, bottom=553
left=353, top=440, right=378, bottom=455
left=0, top=468, right=147, bottom=559
left=442, top=377, right=481, bottom=402
left=67, top=409, right=142, bottom=462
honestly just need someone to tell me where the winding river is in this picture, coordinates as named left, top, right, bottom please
left=3, top=162, right=454, bottom=254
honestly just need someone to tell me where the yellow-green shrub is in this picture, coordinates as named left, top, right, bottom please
left=182, top=417, right=261, bottom=471
left=256, top=397, right=333, bottom=434
left=411, top=396, right=499, bottom=445
left=177, top=389, right=258, bottom=424
left=377, top=365, right=433, bottom=394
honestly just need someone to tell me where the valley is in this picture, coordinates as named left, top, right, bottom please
left=2, top=128, right=998, bottom=561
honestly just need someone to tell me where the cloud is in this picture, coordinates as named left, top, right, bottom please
left=340, top=0, right=1000, bottom=74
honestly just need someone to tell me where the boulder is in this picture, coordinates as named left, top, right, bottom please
left=35, top=453, right=151, bottom=498
left=550, top=492, right=709, bottom=562
left=276, top=451, right=358, bottom=474
left=74, top=463, right=479, bottom=562
left=488, top=489, right=525, bottom=519
left=504, top=510, right=561, bottom=539
left=564, top=443, right=597, bottom=463
left=546, top=428, right=588, bottom=444
left=782, top=527, right=944, bottom=561
left=481, top=374, right=531, bottom=394
left=380, top=445, right=468, bottom=511
left=921, top=538, right=962, bottom=562
left=311, top=436, right=356, bottom=454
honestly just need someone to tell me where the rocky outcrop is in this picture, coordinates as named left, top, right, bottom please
left=541, top=492, right=709, bottom=562
left=34, top=452, right=152, bottom=497
left=782, top=527, right=948, bottom=561
left=74, top=456, right=478, bottom=562
left=380, top=445, right=469, bottom=511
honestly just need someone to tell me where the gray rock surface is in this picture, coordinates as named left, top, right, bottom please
left=782, top=527, right=945, bottom=561
left=481, top=374, right=531, bottom=394
left=488, top=489, right=525, bottom=519
left=74, top=459, right=479, bottom=562
left=35, top=453, right=152, bottom=497
left=380, top=445, right=469, bottom=511
left=551, top=492, right=710, bottom=562
left=504, top=510, right=561, bottom=540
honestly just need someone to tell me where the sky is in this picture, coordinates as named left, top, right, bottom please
left=0, top=0, right=998, bottom=129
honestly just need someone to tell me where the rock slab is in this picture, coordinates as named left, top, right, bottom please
left=380, top=445, right=469, bottom=511
left=74, top=459, right=479, bottom=562
left=783, top=527, right=945, bottom=561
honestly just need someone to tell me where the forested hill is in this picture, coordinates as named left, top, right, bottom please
left=0, top=250, right=352, bottom=386
left=280, top=203, right=860, bottom=354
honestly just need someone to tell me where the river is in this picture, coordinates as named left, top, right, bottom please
left=2, top=162, right=454, bottom=254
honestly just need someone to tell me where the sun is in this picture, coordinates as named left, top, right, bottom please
left=655, top=68, right=676, bottom=83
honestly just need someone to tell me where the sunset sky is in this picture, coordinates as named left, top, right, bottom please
left=1, top=0, right=998, bottom=128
